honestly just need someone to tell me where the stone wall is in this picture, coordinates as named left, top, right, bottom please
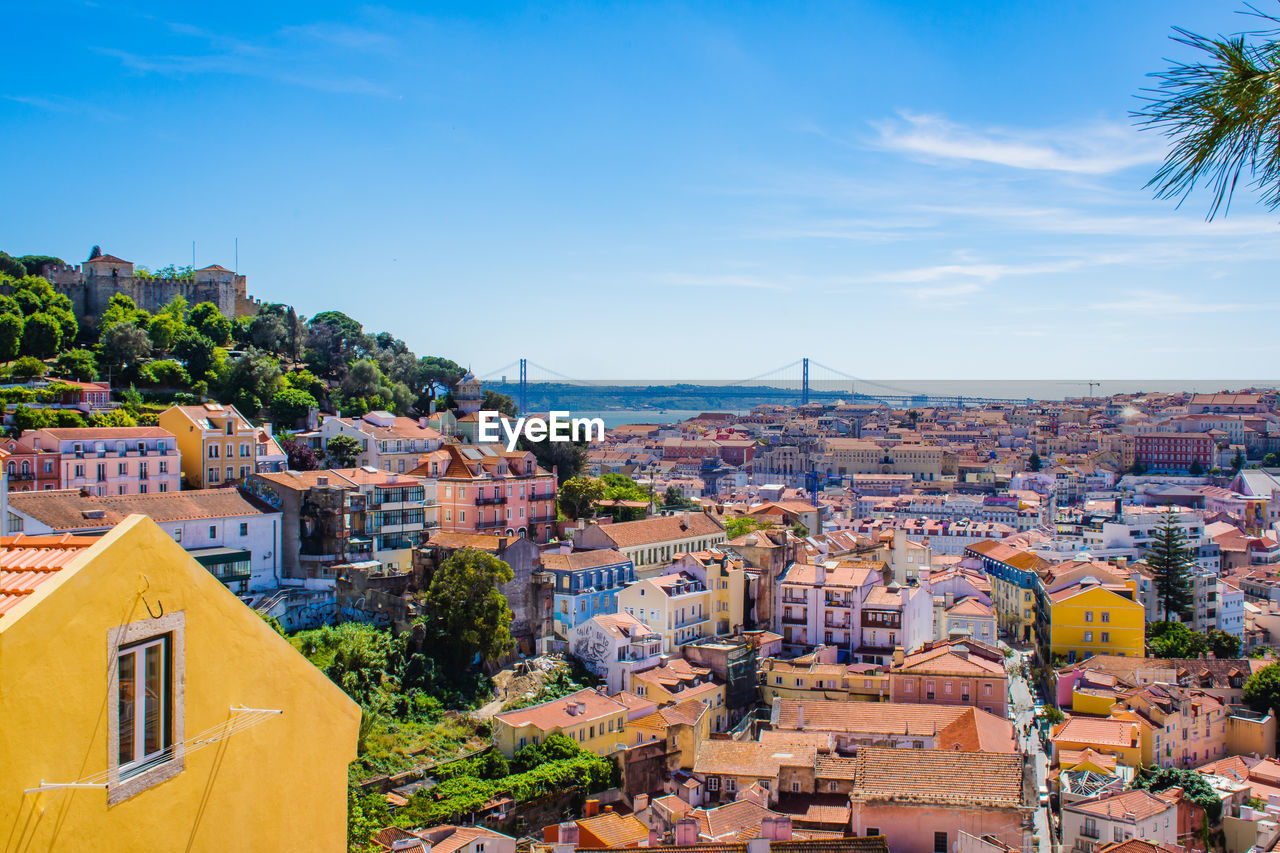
left=34, top=263, right=258, bottom=324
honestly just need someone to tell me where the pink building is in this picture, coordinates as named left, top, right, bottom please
left=425, top=444, right=557, bottom=543
left=0, top=435, right=62, bottom=492
left=890, top=639, right=1009, bottom=717
left=30, top=427, right=181, bottom=496
left=848, top=748, right=1030, bottom=853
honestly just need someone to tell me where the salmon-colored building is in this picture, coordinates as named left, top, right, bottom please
left=423, top=444, right=558, bottom=543
left=847, top=747, right=1032, bottom=853
left=889, top=639, right=1010, bottom=717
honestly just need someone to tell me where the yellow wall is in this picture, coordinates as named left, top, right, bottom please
left=0, top=515, right=360, bottom=852
left=158, top=408, right=205, bottom=487
left=1070, top=688, right=1119, bottom=717
left=1049, top=585, right=1144, bottom=661
left=1053, top=733, right=1142, bottom=768
left=492, top=710, right=627, bottom=759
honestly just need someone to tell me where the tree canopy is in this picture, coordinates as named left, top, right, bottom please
left=1145, top=511, right=1195, bottom=622
left=424, top=548, right=515, bottom=669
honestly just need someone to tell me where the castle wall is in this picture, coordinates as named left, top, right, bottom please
left=33, top=264, right=260, bottom=325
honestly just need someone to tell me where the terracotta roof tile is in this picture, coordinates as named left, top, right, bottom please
left=0, top=534, right=97, bottom=618
left=849, top=747, right=1024, bottom=807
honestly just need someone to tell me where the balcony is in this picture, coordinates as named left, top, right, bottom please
left=781, top=614, right=806, bottom=625
left=7, top=471, right=34, bottom=481
left=475, top=494, right=507, bottom=506
left=1080, top=826, right=1101, bottom=841
left=528, top=514, right=557, bottom=525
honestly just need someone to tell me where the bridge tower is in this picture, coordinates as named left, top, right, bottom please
left=801, top=358, right=810, bottom=407
left=518, top=358, right=528, bottom=414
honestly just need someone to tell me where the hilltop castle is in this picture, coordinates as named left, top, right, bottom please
left=35, top=251, right=262, bottom=325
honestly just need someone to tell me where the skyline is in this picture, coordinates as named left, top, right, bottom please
left=4, top=1, right=1278, bottom=380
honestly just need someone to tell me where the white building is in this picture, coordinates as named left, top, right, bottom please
left=569, top=611, right=663, bottom=693
left=6, top=487, right=282, bottom=594
left=319, top=410, right=445, bottom=474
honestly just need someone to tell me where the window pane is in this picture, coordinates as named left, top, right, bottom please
left=118, top=650, right=136, bottom=765
left=144, top=643, right=164, bottom=757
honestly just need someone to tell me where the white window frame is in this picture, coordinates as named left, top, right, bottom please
left=108, top=611, right=186, bottom=804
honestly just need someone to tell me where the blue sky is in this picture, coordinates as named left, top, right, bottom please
left=3, top=1, right=1276, bottom=382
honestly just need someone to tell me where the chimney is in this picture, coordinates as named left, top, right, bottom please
left=634, top=793, right=650, bottom=813
left=682, top=511, right=691, bottom=531
left=584, top=799, right=600, bottom=817
left=796, top=704, right=805, bottom=730
left=815, top=563, right=826, bottom=585
left=558, top=823, right=580, bottom=845
left=79, top=486, right=91, bottom=498
left=675, top=817, right=699, bottom=846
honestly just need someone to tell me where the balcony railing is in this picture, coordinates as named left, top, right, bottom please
left=781, top=614, right=806, bottom=625
left=475, top=494, right=507, bottom=506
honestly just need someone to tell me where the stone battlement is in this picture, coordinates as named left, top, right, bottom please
left=34, top=261, right=259, bottom=325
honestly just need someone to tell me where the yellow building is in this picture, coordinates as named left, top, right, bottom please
left=491, top=688, right=628, bottom=759
left=630, top=659, right=729, bottom=730
left=617, top=552, right=746, bottom=654
left=760, top=649, right=889, bottom=703
left=1047, top=580, right=1145, bottom=663
left=627, top=698, right=709, bottom=771
left=158, top=402, right=259, bottom=489
left=0, top=516, right=360, bottom=852
left=1050, top=716, right=1144, bottom=769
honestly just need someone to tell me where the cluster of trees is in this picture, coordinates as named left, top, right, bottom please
left=391, top=734, right=618, bottom=831
left=558, top=473, right=654, bottom=521
left=1145, top=620, right=1242, bottom=659
left=0, top=247, right=475, bottom=434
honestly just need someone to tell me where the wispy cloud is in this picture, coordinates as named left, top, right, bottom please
left=2, top=94, right=122, bottom=121
left=94, top=16, right=396, bottom=97
left=916, top=203, right=1280, bottom=238
left=1088, top=290, right=1266, bottom=315
left=871, top=111, right=1163, bottom=175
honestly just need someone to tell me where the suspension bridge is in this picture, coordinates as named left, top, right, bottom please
left=477, top=358, right=1040, bottom=413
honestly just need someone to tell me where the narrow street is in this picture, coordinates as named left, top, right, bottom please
left=1005, top=644, right=1053, bottom=853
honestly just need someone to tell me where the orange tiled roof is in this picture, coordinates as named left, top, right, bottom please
left=849, top=747, right=1023, bottom=807
left=0, top=534, right=98, bottom=619
left=1069, top=789, right=1172, bottom=822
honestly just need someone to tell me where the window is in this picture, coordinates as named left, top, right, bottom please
left=867, top=829, right=880, bottom=837
left=208, top=445, right=219, bottom=458
left=174, top=529, right=182, bottom=542
left=1084, top=631, right=1093, bottom=642
left=934, top=832, right=947, bottom=853
left=1101, top=611, right=1110, bottom=623
left=109, top=613, right=185, bottom=804
left=1101, top=632, right=1110, bottom=643
left=209, top=526, right=217, bottom=538
left=1085, top=611, right=1093, bottom=622
left=239, top=523, right=248, bottom=537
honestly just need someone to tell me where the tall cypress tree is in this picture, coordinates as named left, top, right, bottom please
left=1145, top=510, right=1195, bottom=622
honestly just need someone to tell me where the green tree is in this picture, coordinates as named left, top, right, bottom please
left=99, top=293, right=142, bottom=330
left=9, top=404, right=51, bottom=432
left=724, top=516, right=769, bottom=539
left=482, top=390, right=518, bottom=417
left=268, top=387, right=318, bottom=426
left=1131, top=767, right=1223, bottom=821
left=663, top=485, right=694, bottom=510
left=189, top=302, right=232, bottom=346
left=1245, top=662, right=1280, bottom=715
left=15, top=255, right=64, bottom=276
left=218, top=347, right=283, bottom=416
left=148, top=312, right=181, bottom=353
left=0, top=252, right=26, bottom=278
left=11, top=355, right=46, bottom=380
left=1189, top=458, right=1204, bottom=476
left=1028, top=451, right=1042, bottom=472
left=20, top=312, right=61, bottom=357
left=174, top=331, right=219, bottom=382
left=55, top=348, right=97, bottom=381
left=1232, top=450, right=1246, bottom=472
left=1146, top=620, right=1208, bottom=658
left=139, top=359, right=190, bottom=388
left=0, top=313, right=22, bottom=361
left=1265, top=452, right=1280, bottom=468
left=518, top=434, right=587, bottom=484
left=99, top=322, right=152, bottom=374
left=1145, top=511, right=1195, bottom=621
left=424, top=548, right=515, bottom=668
left=558, top=475, right=605, bottom=519
left=325, top=434, right=362, bottom=469
left=1135, top=4, right=1280, bottom=219
left=1207, top=628, right=1243, bottom=658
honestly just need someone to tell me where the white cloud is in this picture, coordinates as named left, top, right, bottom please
left=872, top=112, right=1164, bottom=175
